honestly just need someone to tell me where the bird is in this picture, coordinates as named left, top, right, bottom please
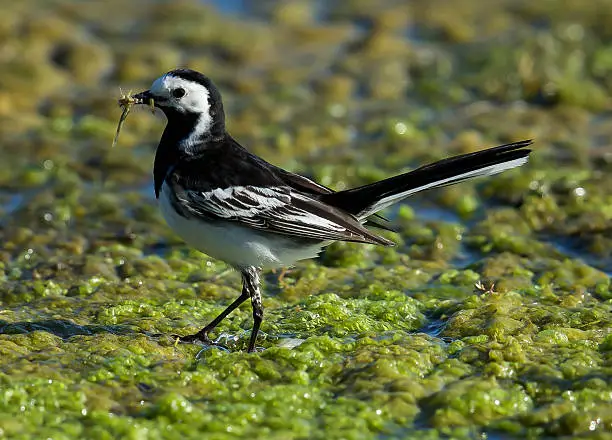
left=127, top=68, right=532, bottom=353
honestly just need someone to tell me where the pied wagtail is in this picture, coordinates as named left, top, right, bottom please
left=127, top=68, right=532, bottom=352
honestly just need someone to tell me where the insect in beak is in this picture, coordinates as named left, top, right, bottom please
left=112, top=89, right=155, bottom=148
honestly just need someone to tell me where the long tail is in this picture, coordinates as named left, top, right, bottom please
left=321, top=140, right=533, bottom=219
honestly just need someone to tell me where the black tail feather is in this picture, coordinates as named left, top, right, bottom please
left=322, top=140, right=533, bottom=218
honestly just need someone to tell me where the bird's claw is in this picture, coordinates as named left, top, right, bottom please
left=174, top=332, right=212, bottom=344
left=172, top=332, right=230, bottom=352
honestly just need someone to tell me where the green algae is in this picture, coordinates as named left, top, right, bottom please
left=0, top=0, right=611, bottom=438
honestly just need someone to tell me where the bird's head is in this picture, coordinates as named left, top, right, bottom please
left=132, top=68, right=225, bottom=146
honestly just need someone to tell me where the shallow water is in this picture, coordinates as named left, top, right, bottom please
left=0, top=0, right=611, bottom=438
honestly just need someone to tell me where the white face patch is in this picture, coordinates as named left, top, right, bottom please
left=149, top=74, right=214, bottom=147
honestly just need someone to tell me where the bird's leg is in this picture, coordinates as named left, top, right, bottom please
left=243, top=267, right=263, bottom=353
left=179, top=283, right=249, bottom=345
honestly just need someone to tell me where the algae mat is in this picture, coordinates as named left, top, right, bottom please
left=0, top=0, right=611, bottom=438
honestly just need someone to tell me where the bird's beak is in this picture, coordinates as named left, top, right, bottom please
left=129, top=90, right=157, bottom=113
left=131, top=90, right=154, bottom=105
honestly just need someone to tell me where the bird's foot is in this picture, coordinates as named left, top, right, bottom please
left=176, top=331, right=212, bottom=344
left=173, top=331, right=236, bottom=353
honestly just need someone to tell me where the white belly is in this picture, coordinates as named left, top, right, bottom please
left=159, top=183, right=325, bottom=269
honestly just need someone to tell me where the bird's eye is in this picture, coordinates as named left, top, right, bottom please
left=172, top=88, right=186, bottom=98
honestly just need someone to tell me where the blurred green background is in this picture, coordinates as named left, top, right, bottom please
left=0, top=1, right=611, bottom=438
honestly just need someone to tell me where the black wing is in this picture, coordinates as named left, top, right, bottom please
left=164, top=136, right=395, bottom=234
left=170, top=183, right=394, bottom=246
